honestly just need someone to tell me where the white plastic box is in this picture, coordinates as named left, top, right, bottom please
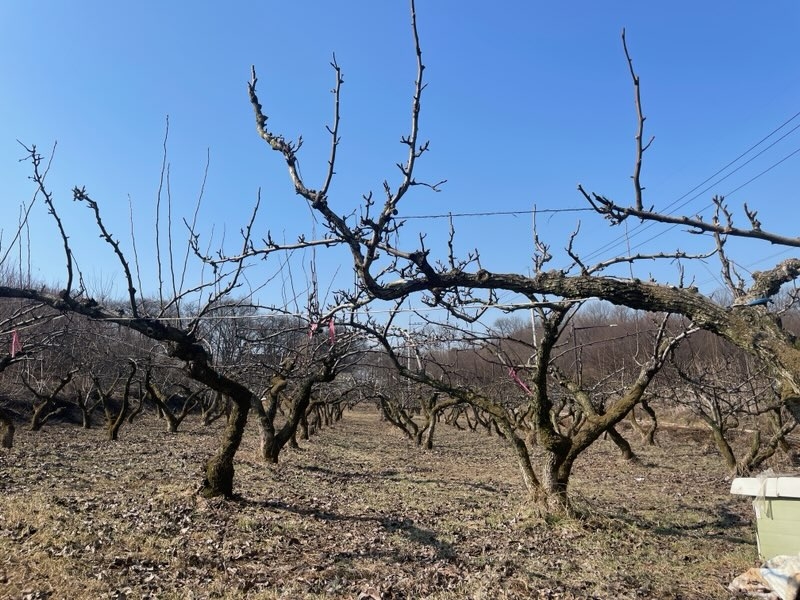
left=731, top=477, right=800, bottom=559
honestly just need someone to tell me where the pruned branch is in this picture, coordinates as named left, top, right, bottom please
left=73, top=187, right=139, bottom=317
left=20, top=142, right=75, bottom=294
left=580, top=188, right=800, bottom=247
left=621, top=29, right=653, bottom=212
left=321, top=54, right=343, bottom=198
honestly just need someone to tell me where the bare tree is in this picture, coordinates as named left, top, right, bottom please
left=58, top=317, right=151, bottom=429
left=243, top=1, right=800, bottom=511
left=0, top=286, right=67, bottom=447
left=95, top=360, right=138, bottom=441
left=20, top=362, right=77, bottom=431
left=2, top=0, right=799, bottom=519
left=0, top=136, right=355, bottom=497
left=143, top=365, right=202, bottom=433
left=343, top=302, right=689, bottom=513
left=68, top=375, right=103, bottom=429
left=198, top=390, right=229, bottom=426
left=0, top=300, right=61, bottom=448
left=253, top=321, right=365, bottom=463
left=668, top=333, right=797, bottom=474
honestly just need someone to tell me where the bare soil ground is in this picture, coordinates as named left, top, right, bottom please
left=0, top=407, right=769, bottom=599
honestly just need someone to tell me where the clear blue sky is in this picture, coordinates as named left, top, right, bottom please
left=1, top=1, right=798, bottom=311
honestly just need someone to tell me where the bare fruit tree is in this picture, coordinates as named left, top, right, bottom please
left=0, top=274, right=68, bottom=447
left=252, top=319, right=366, bottom=463
left=1, top=0, right=798, bottom=516
left=346, top=299, right=692, bottom=512
left=246, top=0, right=800, bottom=510
left=667, top=332, right=797, bottom=474
left=0, top=133, right=358, bottom=497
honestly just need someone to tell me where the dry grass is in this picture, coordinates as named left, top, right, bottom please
left=0, top=407, right=769, bottom=599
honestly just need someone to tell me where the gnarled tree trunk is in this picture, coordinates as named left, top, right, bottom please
left=0, top=408, right=15, bottom=449
left=30, top=400, right=58, bottom=431
left=606, top=426, right=638, bottom=462
left=202, top=396, right=250, bottom=498
left=258, top=379, right=316, bottom=463
left=628, top=400, right=658, bottom=445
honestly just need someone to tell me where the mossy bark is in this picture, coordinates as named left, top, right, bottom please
left=203, top=398, right=249, bottom=497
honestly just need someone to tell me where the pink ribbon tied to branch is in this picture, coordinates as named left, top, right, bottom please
left=309, top=319, right=336, bottom=345
left=508, top=367, right=532, bottom=395
left=10, top=330, right=22, bottom=358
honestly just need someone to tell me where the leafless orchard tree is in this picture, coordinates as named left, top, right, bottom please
left=244, top=0, right=800, bottom=512
left=0, top=127, right=359, bottom=496
left=1, top=0, right=798, bottom=519
left=667, top=330, right=797, bottom=475
left=198, top=390, right=229, bottom=426
left=92, top=359, right=138, bottom=441
left=55, top=317, right=151, bottom=430
left=0, top=272, right=68, bottom=447
left=302, top=377, right=363, bottom=438
left=143, top=364, right=203, bottom=433
left=19, top=361, right=78, bottom=432
left=344, top=297, right=692, bottom=512
left=363, top=325, right=465, bottom=449
left=252, top=319, right=366, bottom=463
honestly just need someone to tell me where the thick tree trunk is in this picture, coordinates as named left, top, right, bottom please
left=629, top=400, right=658, bottom=445
left=260, top=431, right=280, bottom=464
left=107, top=396, right=129, bottom=441
left=29, top=401, right=51, bottom=431
left=257, top=388, right=281, bottom=464
left=260, top=383, right=312, bottom=462
left=606, top=426, right=638, bottom=462
left=164, top=413, right=179, bottom=433
left=538, top=446, right=575, bottom=516
left=299, top=410, right=310, bottom=440
left=498, top=426, right=574, bottom=517
left=29, top=402, right=65, bottom=431
left=255, top=366, right=309, bottom=464
left=260, top=436, right=278, bottom=462
left=0, top=408, right=14, bottom=449
left=203, top=397, right=249, bottom=497
left=708, top=423, right=738, bottom=473
left=80, top=407, right=93, bottom=429
left=422, top=412, right=437, bottom=450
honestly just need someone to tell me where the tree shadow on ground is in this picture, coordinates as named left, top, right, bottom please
left=238, top=496, right=457, bottom=560
left=295, top=463, right=503, bottom=493
left=604, top=501, right=754, bottom=546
